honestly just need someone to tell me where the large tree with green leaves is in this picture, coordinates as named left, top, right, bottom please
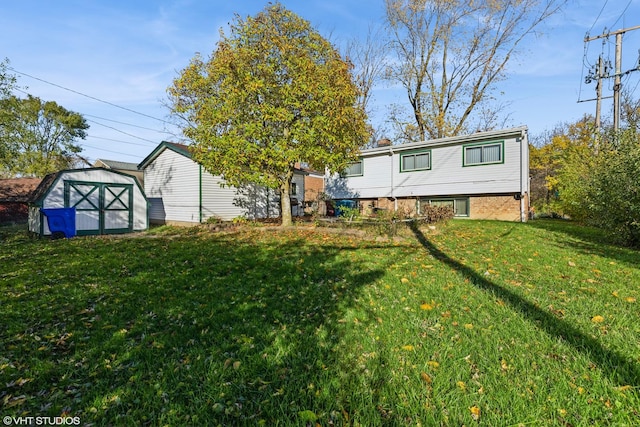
left=0, top=94, right=88, bottom=177
left=168, top=3, right=368, bottom=226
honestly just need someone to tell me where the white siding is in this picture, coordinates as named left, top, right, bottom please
left=200, top=170, right=247, bottom=221
left=326, top=154, right=393, bottom=199
left=326, top=128, right=528, bottom=200
left=144, top=149, right=201, bottom=223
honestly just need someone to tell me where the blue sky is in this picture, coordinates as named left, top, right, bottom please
left=1, top=0, right=639, bottom=164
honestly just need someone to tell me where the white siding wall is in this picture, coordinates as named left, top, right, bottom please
left=393, top=137, right=523, bottom=197
left=144, top=149, right=201, bottom=223
left=326, top=154, right=393, bottom=199
left=200, top=170, right=247, bottom=221
left=327, top=130, right=527, bottom=200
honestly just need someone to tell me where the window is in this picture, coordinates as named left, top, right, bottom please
left=422, top=198, right=469, bottom=217
left=290, top=183, right=298, bottom=195
left=400, top=150, right=431, bottom=172
left=463, top=142, right=503, bottom=166
left=343, top=160, right=363, bottom=177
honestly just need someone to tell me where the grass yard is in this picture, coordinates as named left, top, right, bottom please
left=1, top=219, right=639, bottom=426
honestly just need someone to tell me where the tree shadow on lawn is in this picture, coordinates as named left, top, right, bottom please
left=408, top=221, right=640, bottom=388
left=1, top=230, right=389, bottom=425
left=527, top=219, right=640, bottom=267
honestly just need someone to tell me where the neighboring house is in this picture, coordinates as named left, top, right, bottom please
left=94, top=159, right=144, bottom=187
left=0, top=178, right=42, bottom=224
left=28, top=168, right=148, bottom=236
left=138, top=141, right=306, bottom=225
left=325, top=126, right=530, bottom=222
left=295, top=162, right=326, bottom=214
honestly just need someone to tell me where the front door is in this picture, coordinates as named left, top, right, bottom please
left=64, top=181, right=133, bottom=235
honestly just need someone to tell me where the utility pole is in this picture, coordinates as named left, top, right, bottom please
left=584, top=24, right=640, bottom=132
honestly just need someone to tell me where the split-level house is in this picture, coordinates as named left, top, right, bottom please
left=325, top=126, right=530, bottom=222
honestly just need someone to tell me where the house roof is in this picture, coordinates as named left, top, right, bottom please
left=95, top=159, right=140, bottom=171
left=0, top=178, right=43, bottom=202
left=358, top=126, right=529, bottom=157
left=138, top=141, right=192, bottom=170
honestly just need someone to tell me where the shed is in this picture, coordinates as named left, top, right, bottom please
left=28, top=167, right=148, bottom=236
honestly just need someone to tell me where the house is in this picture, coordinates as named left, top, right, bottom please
left=325, top=126, right=530, bottom=222
left=0, top=178, right=42, bottom=224
left=94, top=159, right=144, bottom=187
left=138, top=141, right=306, bottom=225
left=28, top=167, right=148, bottom=236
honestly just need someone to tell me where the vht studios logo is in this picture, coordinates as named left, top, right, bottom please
left=3, top=417, right=81, bottom=426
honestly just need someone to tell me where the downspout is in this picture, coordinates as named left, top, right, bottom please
left=199, top=164, right=203, bottom=223
left=389, top=146, right=397, bottom=211
left=519, top=129, right=526, bottom=222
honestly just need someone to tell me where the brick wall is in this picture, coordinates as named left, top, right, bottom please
left=469, top=194, right=525, bottom=221
left=363, top=194, right=527, bottom=222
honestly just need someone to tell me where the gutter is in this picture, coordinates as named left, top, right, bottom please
left=199, top=164, right=203, bottom=223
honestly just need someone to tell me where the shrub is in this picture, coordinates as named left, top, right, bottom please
left=421, top=205, right=454, bottom=224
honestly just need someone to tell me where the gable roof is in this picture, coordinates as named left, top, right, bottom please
left=138, top=141, right=192, bottom=170
left=95, top=159, right=140, bottom=171
left=0, top=178, right=43, bottom=202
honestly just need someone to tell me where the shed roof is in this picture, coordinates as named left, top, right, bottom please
left=0, top=178, right=43, bottom=202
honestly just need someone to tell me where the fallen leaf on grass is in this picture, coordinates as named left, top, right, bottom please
left=470, top=405, right=481, bottom=420
left=402, top=345, right=414, bottom=351
left=401, top=277, right=410, bottom=284
left=625, top=297, right=636, bottom=303
left=420, top=301, right=435, bottom=310
left=591, top=315, right=605, bottom=323
left=420, top=372, right=432, bottom=384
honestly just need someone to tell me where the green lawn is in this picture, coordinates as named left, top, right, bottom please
left=1, top=220, right=639, bottom=426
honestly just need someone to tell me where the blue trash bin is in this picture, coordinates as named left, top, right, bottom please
left=335, top=200, right=357, bottom=217
left=41, top=207, right=76, bottom=238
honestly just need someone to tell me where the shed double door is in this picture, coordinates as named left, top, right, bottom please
left=64, top=181, right=133, bottom=235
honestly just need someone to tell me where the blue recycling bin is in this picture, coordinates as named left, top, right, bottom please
left=41, top=207, right=76, bottom=238
left=334, top=200, right=357, bottom=217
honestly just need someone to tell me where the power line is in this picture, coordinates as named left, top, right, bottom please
left=587, top=0, right=609, bottom=36
left=86, top=119, right=159, bottom=145
left=87, top=134, right=157, bottom=147
left=84, top=114, right=176, bottom=134
left=80, top=143, right=142, bottom=159
left=7, top=67, right=171, bottom=125
left=611, top=0, right=633, bottom=30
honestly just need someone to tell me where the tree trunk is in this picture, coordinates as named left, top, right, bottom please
left=280, top=170, right=294, bottom=227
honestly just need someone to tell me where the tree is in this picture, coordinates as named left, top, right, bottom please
left=344, top=26, right=389, bottom=147
left=384, top=0, right=566, bottom=142
left=168, top=3, right=368, bottom=226
left=558, top=128, right=640, bottom=246
left=0, top=94, right=88, bottom=177
left=0, top=58, right=19, bottom=171
left=529, top=117, right=596, bottom=213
